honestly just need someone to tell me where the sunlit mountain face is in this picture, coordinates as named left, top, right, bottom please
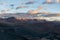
left=0, top=0, right=60, bottom=21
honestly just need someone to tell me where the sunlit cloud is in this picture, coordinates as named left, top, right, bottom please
left=46, top=0, right=51, bottom=3
left=43, top=0, right=54, bottom=4
left=27, top=6, right=43, bottom=14
left=37, top=6, right=43, bottom=11
left=28, top=10, right=39, bottom=14
left=43, top=12, right=49, bottom=14
left=43, top=0, right=60, bottom=4
left=56, top=0, right=60, bottom=3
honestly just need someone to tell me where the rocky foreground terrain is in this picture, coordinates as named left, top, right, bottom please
left=0, top=17, right=60, bottom=40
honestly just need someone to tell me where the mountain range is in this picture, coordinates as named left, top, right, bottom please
left=0, top=13, right=60, bottom=40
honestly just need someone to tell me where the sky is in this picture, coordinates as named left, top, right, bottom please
left=0, top=0, right=60, bottom=14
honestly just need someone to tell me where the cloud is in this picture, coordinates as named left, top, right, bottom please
left=43, top=2, right=54, bottom=4
left=6, top=9, right=10, bottom=11
left=42, top=0, right=54, bottom=4
left=27, top=6, right=43, bottom=14
left=27, top=10, right=39, bottom=14
left=1, top=10, right=6, bottom=14
left=25, top=1, right=34, bottom=4
left=10, top=4, right=15, bottom=9
left=46, top=0, right=51, bottom=3
left=46, top=14, right=60, bottom=17
left=43, top=12, right=49, bottom=14
left=0, top=2, right=5, bottom=5
left=56, top=0, right=60, bottom=3
left=0, top=9, right=11, bottom=13
left=25, top=0, right=35, bottom=4
left=16, top=5, right=28, bottom=9
left=10, top=4, right=14, bottom=6
left=43, top=0, right=60, bottom=4
left=37, top=6, right=43, bottom=10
